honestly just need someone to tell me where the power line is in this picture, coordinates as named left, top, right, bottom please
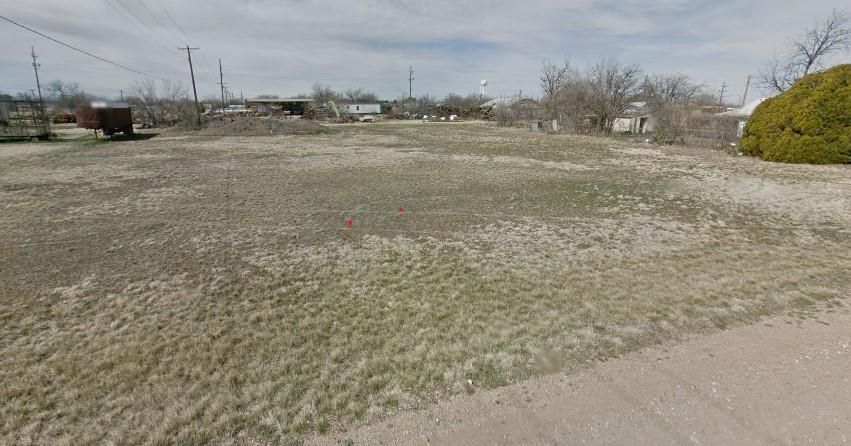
left=104, top=0, right=214, bottom=83
left=136, top=0, right=185, bottom=45
left=113, top=0, right=180, bottom=49
left=156, top=0, right=197, bottom=46
left=0, top=14, right=173, bottom=82
left=123, top=0, right=214, bottom=83
left=152, top=0, right=218, bottom=81
left=112, top=1, right=218, bottom=84
left=40, top=61, right=188, bottom=75
left=104, top=0, right=179, bottom=56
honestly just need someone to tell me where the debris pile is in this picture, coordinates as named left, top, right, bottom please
left=199, top=117, right=329, bottom=136
left=53, top=111, right=76, bottom=124
left=432, top=104, right=495, bottom=120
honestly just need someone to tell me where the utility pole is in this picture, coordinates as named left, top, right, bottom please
left=408, top=66, right=414, bottom=100
left=741, top=75, right=751, bottom=107
left=30, top=47, right=48, bottom=131
left=718, top=81, right=728, bottom=107
left=218, top=58, right=226, bottom=116
left=178, top=44, right=201, bottom=127
left=119, top=90, right=124, bottom=102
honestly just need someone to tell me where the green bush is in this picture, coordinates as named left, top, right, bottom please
left=741, top=64, right=851, bottom=164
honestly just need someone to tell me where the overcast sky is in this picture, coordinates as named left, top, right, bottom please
left=2, top=0, right=848, bottom=103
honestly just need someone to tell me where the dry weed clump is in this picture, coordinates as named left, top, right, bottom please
left=199, top=117, right=329, bottom=136
left=1, top=121, right=849, bottom=444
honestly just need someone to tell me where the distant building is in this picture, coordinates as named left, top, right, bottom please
left=716, top=98, right=767, bottom=118
left=611, top=102, right=655, bottom=134
left=340, top=103, right=381, bottom=115
left=716, top=98, right=768, bottom=136
left=245, top=98, right=313, bottom=116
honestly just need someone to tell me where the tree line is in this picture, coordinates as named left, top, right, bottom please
left=539, top=57, right=717, bottom=137
left=538, top=9, right=848, bottom=139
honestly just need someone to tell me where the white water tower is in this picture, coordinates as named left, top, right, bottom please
left=480, top=80, right=488, bottom=96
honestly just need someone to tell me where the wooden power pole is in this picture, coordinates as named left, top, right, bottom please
left=30, top=47, right=49, bottom=133
left=408, top=66, right=414, bottom=100
left=718, top=81, right=728, bottom=107
left=218, top=58, right=226, bottom=116
left=178, top=44, right=201, bottom=127
left=741, top=75, right=751, bottom=107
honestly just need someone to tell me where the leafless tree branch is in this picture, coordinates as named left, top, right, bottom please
left=759, top=9, right=850, bottom=92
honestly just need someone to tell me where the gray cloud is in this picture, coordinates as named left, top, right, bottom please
left=1, top=0, right=847, bottom=102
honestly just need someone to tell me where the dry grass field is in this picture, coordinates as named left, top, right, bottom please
left=1, top=121, right=850, bottom=444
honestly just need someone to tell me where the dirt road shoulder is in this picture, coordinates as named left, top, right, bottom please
left=312, top=309, right=851, bottom=445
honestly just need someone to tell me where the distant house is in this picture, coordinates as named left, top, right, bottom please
left=340, top=104, right=381, bottom=115
left=245, top=98, right=313, bottom=116
left=716, top=98, right=767, bottom=136
left=612, top=102, right=655, bottom=134
left=717, top=98, right=768, bottom=118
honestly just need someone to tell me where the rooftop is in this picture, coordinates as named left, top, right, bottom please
left=245, top=98, right=313, bottom=103
left=716, top=98, right=768, bottom=118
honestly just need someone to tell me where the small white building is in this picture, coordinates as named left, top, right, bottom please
left=612, top=102, right=655, bottom=134
left=717, top=98, right=767, bottom=136
left=341, top=104, right=381, bottom=115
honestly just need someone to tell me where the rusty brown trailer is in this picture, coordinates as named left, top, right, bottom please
left=75, top=107, right=134, bottom=136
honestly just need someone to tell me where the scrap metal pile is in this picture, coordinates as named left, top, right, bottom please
left=432, top=104, right=495, bottom=120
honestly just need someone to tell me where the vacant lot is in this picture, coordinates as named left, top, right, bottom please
left=1, top=122, right=850, bottom=444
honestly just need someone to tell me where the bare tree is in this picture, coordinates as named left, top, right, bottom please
left=128, top=80, right=188, bottom=127
left=540, top=60, right=571, bottom=121
left=311, top=83, right=339, bottom=104
left=557, top=75, right=593, bottom=131
left=256, top=94, right=279, bottom=99
left=47, top=80, right=90, bottom=111
left=586, top=57, right=643, bottom=133
left=760, top=9, right=850, bottom=92
left=641, top=74, right=704, bottom=108
left=638, top=73, right=706, bottom=143
left=442, top=92, right=489, bottom=108
left=343, top=87, right=379, bottom=103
